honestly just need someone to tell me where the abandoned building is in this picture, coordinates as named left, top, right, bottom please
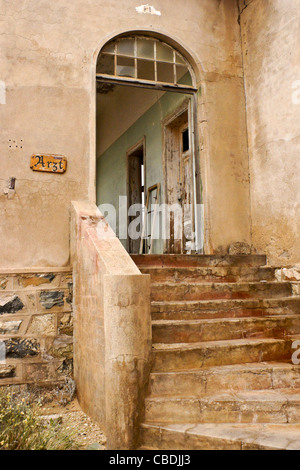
left=1, top=0, right=300, bottom=450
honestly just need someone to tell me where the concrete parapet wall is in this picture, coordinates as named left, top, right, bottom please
left=71, top=200, right=151, bottom=450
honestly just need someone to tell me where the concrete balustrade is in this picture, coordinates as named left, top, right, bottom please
left=70, top=201, right=151, bottom=450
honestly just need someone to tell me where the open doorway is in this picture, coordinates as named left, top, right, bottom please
left=96, top=34, right=201, bottom=254
left=127, top=139, right=145, bottom=254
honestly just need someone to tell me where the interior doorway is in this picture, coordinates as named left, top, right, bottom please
left=127, top=139, right=145, bottom=254
left=96, top=34, right=201, bottom=255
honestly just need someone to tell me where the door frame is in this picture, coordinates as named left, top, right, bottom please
left=162, top=98, right=201, bottom=253
left=96, top=82, right=202, bottom=254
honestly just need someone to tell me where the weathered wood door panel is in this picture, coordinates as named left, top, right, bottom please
left=163, top=101, right=195, bottom=254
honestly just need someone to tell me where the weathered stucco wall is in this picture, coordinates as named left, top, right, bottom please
left=0, top=0, right=251, bottom=267
left=239, top=0, right=300, bottom=264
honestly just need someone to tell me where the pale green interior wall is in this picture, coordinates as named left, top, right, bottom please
left=96, top=87, right=191, bottom=252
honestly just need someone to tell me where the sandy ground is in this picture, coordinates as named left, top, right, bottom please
left=41, top=398, right=107, bottom=450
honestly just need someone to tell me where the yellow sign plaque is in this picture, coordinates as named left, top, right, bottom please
left=30, top=154, right=67, bottom=174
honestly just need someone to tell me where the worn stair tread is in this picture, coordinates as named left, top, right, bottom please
left=152, top=337, right=295, bottom=371
left=131, top=254, right=267, bottom=268
left=152, top=297, right=300, bottom=309
left=152, top=314, right=300, bottom=326
left=149, top=361, right=300, bottom=396
left=140, top=266, right=277, bottom=282
left=152, top=315, right=300, bottom=342
left=142, top=266, right=276, bottom=270
left=150, top=361, right=298, bottom=376
left=152, top=281, right=292, bottom=287
left=151, top=297, right=300, bottom=320
left=146, top=388, right=300, bottom=403
left=140, top=423, right=300, bottom=450
left=151, top=282, right=294, bottom=301
left=152, top=337, right=288, bottom=351
left=144, top=389, right=300, bottom=425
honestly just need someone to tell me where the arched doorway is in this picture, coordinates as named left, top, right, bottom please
left=96, top=34, right=202, bottom=254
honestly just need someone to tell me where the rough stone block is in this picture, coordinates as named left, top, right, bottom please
left=5, top=338, right=40, bottom=358
left=23, top=361, right=64, bottom=383
left=17, top=274, right=56, bottom=288
left=0, top=295, right=24, bottom=314
left=49, top=335, right=73, bottom=359
left=58, top=313, right=73, bottom=335
left=0, top=319, right=22, bottom=334
left=26, top=314, right=55, bottom=336
left=0, top=364, right=16, bottom=379
left=40, top=291, right=65, bottom=310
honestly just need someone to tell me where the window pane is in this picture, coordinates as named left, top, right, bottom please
left=157, top=62, right=174, bottom=83
left=156, top=42, right=174, bottom=63
left=117, top=39, right=135, bottom=57
left=137, top=59, right=155, bottom=81
left=97, top=53, right=115, bottom=75
left=176, top=65, right=193, bottom=86
left=176, top=52, right=185, bottom=65
left=102, top=42, right=115, bottom=54
left=117, top=56, right=135, bottom=78
left=137, top=38, right=154, bottom=59
left=182, top=129, right=189, bottom=152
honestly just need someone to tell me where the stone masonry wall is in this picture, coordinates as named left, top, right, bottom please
left=0, top=268, right=73, bottom=386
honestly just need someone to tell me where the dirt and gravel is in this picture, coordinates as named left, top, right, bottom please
left=41, top=398, right=107, bottom=450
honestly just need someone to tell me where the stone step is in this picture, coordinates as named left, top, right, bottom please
left=149, top=362, right=300, bottom=397
left=140, top=266, right=277, bottom=283
left=132, top=254, right=267, bottom=268
left=151, top=297, right=300, bottom=320
left=152, top=315, right=300, bottom=344
left=152, top=338, right=293, bottom=372
left=151, top=282, right=294, bottom=302
left=144, top=389, right=300, bottom=424
left=140, top=423, right=300, bottom=450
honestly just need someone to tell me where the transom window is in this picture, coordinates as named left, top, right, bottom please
left=97, top=36, right=195, bottom=90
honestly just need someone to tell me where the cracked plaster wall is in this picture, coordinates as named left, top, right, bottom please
left=239, top=0, right=300, bottom=264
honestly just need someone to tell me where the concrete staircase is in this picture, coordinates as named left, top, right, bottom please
left=131, top=254, right=300, bottom=450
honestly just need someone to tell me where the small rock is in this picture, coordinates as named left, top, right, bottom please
left=86, top=443, right=104, bottom=451
left=40, top=414, right=63, bottom=425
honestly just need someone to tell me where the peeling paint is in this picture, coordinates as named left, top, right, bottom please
left=0, top=81, right=6, bottom=105
left=136, top=5, right=161, bottom=16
